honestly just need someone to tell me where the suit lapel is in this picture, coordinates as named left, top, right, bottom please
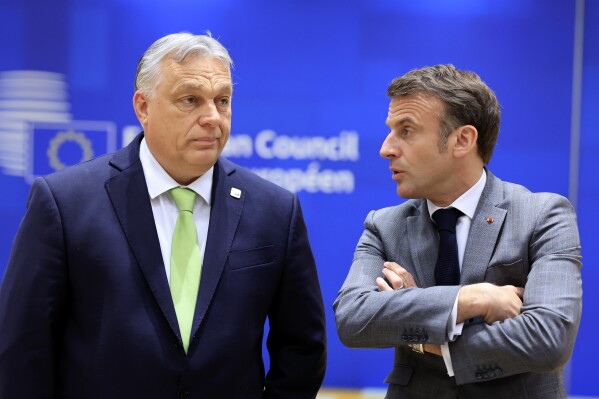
left=191, top=158, right=244, bottom=337
left=460, top=171, right=507, bottom=285
left=407, top=200, right=439, bottom=288
left=105, top=135, right=180, bottom=339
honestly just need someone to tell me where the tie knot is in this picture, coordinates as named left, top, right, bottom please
left=432, top=208, right=462, bottom=233
left=171, top=187, right=196, bottom=213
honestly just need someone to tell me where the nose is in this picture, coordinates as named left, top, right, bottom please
left=198, top=102, right=220, bottom=127
left=380, top=132, right=398, bottom=159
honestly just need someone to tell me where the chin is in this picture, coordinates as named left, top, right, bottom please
left=396, top=187, right=417, bottom=199
left=189, top=150, right=219, bottom=163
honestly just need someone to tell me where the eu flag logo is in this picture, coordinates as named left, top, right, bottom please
left=27, top=121, right=116, bottom=183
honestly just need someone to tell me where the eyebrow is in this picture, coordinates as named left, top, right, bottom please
left=398, top=116, right=419, bottom=125
left=386, top=116, right=420, bottom=128
left=172, top=81, right=232, bottom=95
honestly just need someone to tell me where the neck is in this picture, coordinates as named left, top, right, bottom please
left=429, top=163, right=484, bottom=207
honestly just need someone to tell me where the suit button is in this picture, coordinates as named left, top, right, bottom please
left=475, top=372, right=482, bottom=380
left=180, top=392, right=190, bottom=399
left=495, top=367, right=503, bottom=377
left=401, top=334, right=408, bottom=341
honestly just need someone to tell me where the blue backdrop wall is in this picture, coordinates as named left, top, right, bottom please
left=0, top=0, right=597, bottom=395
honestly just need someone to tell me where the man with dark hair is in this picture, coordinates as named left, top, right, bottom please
left=0, top=32, right=326, bottom=398
left=334, top=64, right=581, bottom=398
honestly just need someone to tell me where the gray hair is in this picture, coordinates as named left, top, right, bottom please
left=134, top=32, right=233, bottom=98
left=387, top=64, right=501, bottom=164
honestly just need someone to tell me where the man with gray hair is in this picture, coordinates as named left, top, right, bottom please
left=334, top=64, right=581, bottom=398
left=0, top=32, right=326, bottom=398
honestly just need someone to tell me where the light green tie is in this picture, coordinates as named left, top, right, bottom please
left=170, top=187, right=202, bottom=353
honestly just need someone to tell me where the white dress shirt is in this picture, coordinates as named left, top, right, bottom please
left=139, top=138, right=212, bottom=285
left=426, top=169, right=487, bottom=376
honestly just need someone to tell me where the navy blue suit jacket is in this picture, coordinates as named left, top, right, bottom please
left=0, top=134, right=326, bottom=398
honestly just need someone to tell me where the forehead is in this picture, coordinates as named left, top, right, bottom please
left=161, top=54, right=232, bottom=89
left=387, top=93, right=444, bottom=125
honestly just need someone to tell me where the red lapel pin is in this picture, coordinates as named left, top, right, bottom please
left=486, top=217, right=494, bottom=223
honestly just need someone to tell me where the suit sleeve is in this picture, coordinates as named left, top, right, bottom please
left=263, top=195, right=326, bottom=399
left=0, top=177, right=68, bottom=398
left=450, top=195, right=582, bottom=385
left=333, top=210, right=461, bottom=348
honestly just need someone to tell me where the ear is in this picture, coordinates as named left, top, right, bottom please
left=452, top=125, right=478, bottom=159
left=133, top=90, right=150, bottom=128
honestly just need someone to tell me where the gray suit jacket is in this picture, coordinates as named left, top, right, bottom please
left=333, top=170, right=582, bottom=399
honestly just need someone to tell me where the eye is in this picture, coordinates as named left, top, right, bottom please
left=400, top=128, right=412, bottom=137
left=216, top=96, right=230, bottom=107
left=181, top=96, right=196, bottom=105
left=175, top=96, right=199, bottom=111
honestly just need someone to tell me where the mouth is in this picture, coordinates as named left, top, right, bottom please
left=390, top=168, right=405, bottom=180
left=191, top=137, right=218, bottom=147
left=189, top=137, right=219, bottom=151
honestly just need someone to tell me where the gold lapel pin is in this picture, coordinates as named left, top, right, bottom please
left=486, top=217, right=494, bottom=223
left=230, top=187, right=242, bottom=199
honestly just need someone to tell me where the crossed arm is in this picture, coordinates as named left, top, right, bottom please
left=377, top=261, right=524, bottom=355
left=334, top=194, right=582, bottom=384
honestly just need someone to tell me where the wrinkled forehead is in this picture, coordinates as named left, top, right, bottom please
left=159, top=55, right=233, bottom=92
left=387, top=93, right=444, bottom=123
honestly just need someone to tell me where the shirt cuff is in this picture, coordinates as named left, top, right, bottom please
left=441, top=291, right=464, bottom=377
left=441, top=343, right=455, bottom=377
left=447, top=290, right=464, bottom=341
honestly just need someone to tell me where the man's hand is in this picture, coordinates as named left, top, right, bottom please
left=376, top=261, right=418, bottom=291
left=457, top=283, right=524, bottom=324
left=376, top=263, right=443, bottom=356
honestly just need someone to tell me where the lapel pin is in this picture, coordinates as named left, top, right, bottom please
left=486, top=217, right=494, bottom=223
left=230, top=187, right=242, bottom=199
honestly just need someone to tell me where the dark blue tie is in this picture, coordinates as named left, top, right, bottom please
left=433, top=208, right=463, bottom=286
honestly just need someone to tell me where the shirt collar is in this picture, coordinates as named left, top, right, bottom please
left=139, top=138, right=213, bottom=205
left=427, top=169, right=487, bottom=220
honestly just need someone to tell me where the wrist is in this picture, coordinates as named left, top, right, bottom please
left=457, top=283, right=488, bottom=323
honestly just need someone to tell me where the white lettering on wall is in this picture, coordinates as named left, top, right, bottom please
left=251, top=162, right=354, bottom=194
left=224, top=129, right=361, bottom=194
left=254, top=129, right=359, bottom=161
left=222, top=134, right=253, bottom=158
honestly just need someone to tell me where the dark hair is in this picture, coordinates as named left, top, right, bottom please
left=387, top=64, right=500, bottom=164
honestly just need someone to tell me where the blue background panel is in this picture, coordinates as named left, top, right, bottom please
left=0, top=0, right=597, bottom=395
